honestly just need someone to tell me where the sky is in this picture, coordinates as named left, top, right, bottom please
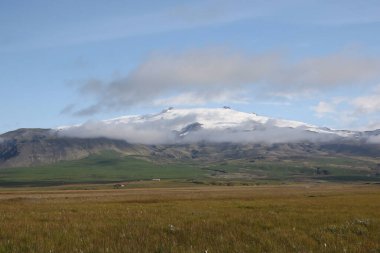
left=1, top=0, right=380, bottom=134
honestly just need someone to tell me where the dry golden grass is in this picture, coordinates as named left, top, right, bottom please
left=0, top=184, right=379, bottom=252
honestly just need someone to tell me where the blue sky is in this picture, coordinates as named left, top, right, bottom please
left=1, top=0, right=380, bottom=133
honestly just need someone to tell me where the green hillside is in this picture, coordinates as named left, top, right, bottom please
left=0, top=151, right=205, bottom=187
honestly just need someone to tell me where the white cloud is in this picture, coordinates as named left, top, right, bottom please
left=313, top=101, right=336, bottom=118
left=312, top=97, right=348, bottom=118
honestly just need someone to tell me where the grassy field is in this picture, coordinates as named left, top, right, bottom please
left=0, top=151, right=379, bottom=187
left=0, top=184, right=378, bottom=252
left=0, top=151, right=206, bottom=187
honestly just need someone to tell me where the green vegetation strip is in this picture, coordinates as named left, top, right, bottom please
left=0, top=152, right=206, bottom=186
left=0, top=151, right=379, bottom=187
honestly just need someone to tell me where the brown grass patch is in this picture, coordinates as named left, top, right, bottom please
left=0, top=184, right=378, bottom=252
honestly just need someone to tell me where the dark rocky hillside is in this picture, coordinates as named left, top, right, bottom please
left=1, top=128, right=380, bottom=168
left=0, top=129, right=150, bottom=168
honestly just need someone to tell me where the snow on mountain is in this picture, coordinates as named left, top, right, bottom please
left=58, top=107, right=357, bottom=144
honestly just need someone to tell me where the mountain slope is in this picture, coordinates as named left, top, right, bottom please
left=0, top=128, right=151, bottom=168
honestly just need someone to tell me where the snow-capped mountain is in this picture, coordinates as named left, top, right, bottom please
left=58, top=107, right=360, bottom=144
left=1, top=107, right=379, bottom=168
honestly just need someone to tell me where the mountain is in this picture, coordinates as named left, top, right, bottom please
left=0, top=107, right=379, bottom=169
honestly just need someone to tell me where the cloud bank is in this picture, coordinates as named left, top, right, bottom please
left=67, top=49, right=380, bottom=116
left=58, top=117, right=380, bottom=145
left=367, top=135, right=380, bottom=144
left=59, top=121, right=337, bottom=145
left=58, top=109, right=346, bottom=145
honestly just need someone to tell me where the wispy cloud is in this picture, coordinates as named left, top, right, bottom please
left=2, top=0, right=380, bottom=52
left=312, top=97, right=347, bottom=118
left=313, top=101, right=336, bottom=118
left=153, top=90, right=248, bottom=106
left=311, top=85, right=380, bottom=130
left=0, top=0, right=262, bottom=52
left=60, top=104, right=76, bottom=115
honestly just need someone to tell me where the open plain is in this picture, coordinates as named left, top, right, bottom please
left=0, top=183, right=378, bottom=253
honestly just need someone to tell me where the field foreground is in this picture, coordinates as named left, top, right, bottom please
left=0, top=184, right=379, bottom=252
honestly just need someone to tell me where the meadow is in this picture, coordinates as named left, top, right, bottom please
left=0, top=184, right=379, bottom=252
